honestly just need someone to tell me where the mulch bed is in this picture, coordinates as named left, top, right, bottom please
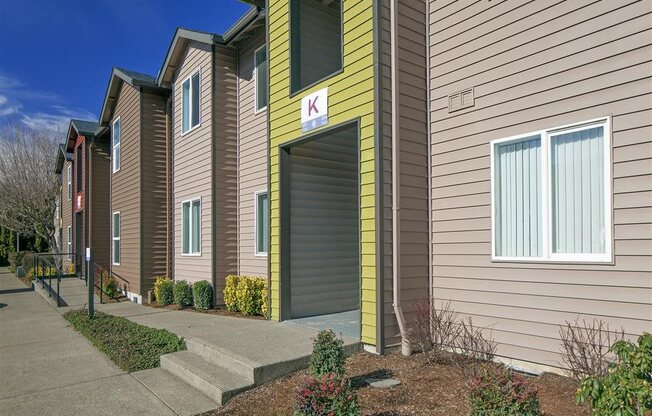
left=146, top=302, right=266, bottom=320
left=211, top=351, right=589, bottom=416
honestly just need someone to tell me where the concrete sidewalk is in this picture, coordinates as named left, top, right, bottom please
left=0, top=268, right=216, bottom=416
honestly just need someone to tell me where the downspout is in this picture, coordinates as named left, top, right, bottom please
left=166, top=96, right=172, bottom=279
left=426, top=0, right=433, bottom=306
left=391, top=0, right=411, bottom=356
left=88, top=139, right=93, bottom=270
left=236, top=44, right=241, bottom=276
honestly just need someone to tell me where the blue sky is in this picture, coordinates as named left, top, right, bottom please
left=0, top=0, right=251, bottom=133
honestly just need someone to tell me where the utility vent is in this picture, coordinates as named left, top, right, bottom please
left=448, top=88, right=475, bottom=112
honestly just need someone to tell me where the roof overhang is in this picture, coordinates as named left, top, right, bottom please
left=98, top=67, right=169, bottom=127
left=157, top=6, right=263, bottom=87
left=65, top=119, right=98, bottom=152
left=54, top=144, right=73, bottom=174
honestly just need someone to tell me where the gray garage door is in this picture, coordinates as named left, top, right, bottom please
left=287, top=125, right=359, bottom=318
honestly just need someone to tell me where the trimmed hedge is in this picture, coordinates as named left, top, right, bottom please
left=154, top=276, right=174, bottom=306
left=223, top=275, right=268, bottom=316
left=174, top=280, right=193, bottom=307
left=193, top=280, right=213, bottom=310
left=64, top=310, right=186, bottom=372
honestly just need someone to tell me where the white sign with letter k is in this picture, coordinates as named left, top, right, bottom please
left=301, top=88, right=328, bottom=133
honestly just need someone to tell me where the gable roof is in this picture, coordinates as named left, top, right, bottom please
left=157, top=6, right=263, bottom=86
left=54, top=144, right=73, bottom=174
left=65, top=119, right=98, bottom=152
left=98, top=67, right=169, bottom=127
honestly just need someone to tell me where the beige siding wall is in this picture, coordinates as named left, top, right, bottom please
left=110, top=82, right=142, bottom=294
left=90, top=139, right=111, bottom=270
left=429, top=0, right=652, bottom=369
left=237, top=29, right=268, bottom=278
left=213, top=45, right=239, bottom=303
left=141, top=90, right=170, bottom=294
left=61, top=160, right=74, bottom=267
left=172, top=41, right=214, bottom=285
left=381, top=0, right=430, bottom=347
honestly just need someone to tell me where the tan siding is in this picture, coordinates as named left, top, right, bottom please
left=213, top=45, right=239, bottom=303
left=429, top=0, right=652, bottom=369
left=61, top=160, right=73, bottom=267
left=237, top=29, right=268, bottom=278
left=141, top=90, right=170, bottom=294
left=381, top=0, right=430, bottom=347
left=173, top=41, right=214, bottom=285
left=90, top=139, right=111, bottom=270
left=110, top=82, right=142, bottom=294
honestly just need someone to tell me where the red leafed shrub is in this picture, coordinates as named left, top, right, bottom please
left=467, top=365, right=541, bottom=416
left=294, top=373, right=359, bottom=416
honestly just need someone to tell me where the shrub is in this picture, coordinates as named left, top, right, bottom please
left=21, top=252, right=36, bottom=271
left=310, top=329, right=345, bottom=378
left=456, top=316, right=497, bottom=368
left=154, top=276, right=174, bottom=306
left=294, top=373, right=359, bottom=416
left=68, top=262, right=75, bottom=274
left=576, top=333, right=652, bottom=415
left=26, top=265, right=57, bottom=281
left=174, top=280, right=193, bottom=307
left=559, top=317, right=625, bottom=382
left=224, top=275, right=240, bottom=312
left=193, top=280, right=213, bottom=310
left=7, top=252, right=19, bottom=272
left=223, top=275, right=268, bottom=316
left=408, top=299, right=460, bottom=363
left=467, top=365, right=541, bottom=416
left=102, top=274, right=119, bottom=298
left=9, top=251, right=30, bottom=273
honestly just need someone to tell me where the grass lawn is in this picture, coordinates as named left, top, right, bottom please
left=64, top=309, right=186, bottom=372
left=211, top=351, right=588, bottom=416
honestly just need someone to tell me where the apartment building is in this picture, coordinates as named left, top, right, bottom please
left=54, top=144, right=74, bottom=268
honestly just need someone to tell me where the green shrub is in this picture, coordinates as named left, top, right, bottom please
left=102, top=274, right=119, bottom=298
left=224, top=275, right=240, bottom=312
left=174, top=280, right=193, bottom=307
left=64, top=310, right=186, bottom=372
left=223, top=275, right=267, bottom=316
left=8, top=251, right=29, bottom=273
left=467, top=365, right=541, bottom=416
left=68, top=262, right=75, bottom=275
left=154, top=276, right=174, bottom=306
left=310, top=329, right=345, bottom=378
left=193, top=280, right=213, bottom=310
left=576, top=333, right=652, bottom=415
left=21, top=252, right=36, bottom=271
left=26, top=265, right=57, bottom=281
left=294, top=373, right=359, bottom=416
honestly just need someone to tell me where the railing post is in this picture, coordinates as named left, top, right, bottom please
left=56, top=271, right=61, bottom=307
left=87, top=257, right=94, bottom=318
left=99, top=269, right=103, bottom=304
left=49, top=261, right=52, bottom=298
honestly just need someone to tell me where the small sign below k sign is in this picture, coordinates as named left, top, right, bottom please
left=301, top=88, right=328, bottom=133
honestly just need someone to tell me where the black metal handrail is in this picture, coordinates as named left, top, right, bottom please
left=32, top=252, right=77, bottom=307
left=93, top=263, right=130, bottom=304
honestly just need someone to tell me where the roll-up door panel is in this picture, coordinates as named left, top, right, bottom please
left=288, top=126, right=359, bottom=318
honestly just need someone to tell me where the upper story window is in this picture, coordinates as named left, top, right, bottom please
left=290, top=0, right=342, bottom=94
left=491, top=117, right=612, bottom=263
left=182, top=69, right=201, bottom=133
left=112, top=211, right=121, bottom=265
left=67, top=164, right=72, bottom=200
left=254, top=46, right=267, bottom=111
left=112, top=117, right=121, bottom=173
left=255, top=191, right=269, bottom=256
left=76, top=145, right=82, bottom=193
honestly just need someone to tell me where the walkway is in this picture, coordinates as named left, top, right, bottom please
left=0, top=268, right=216, bottom=416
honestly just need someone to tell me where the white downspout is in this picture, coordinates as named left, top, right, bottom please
left=391, top=0, right=411, bottom=357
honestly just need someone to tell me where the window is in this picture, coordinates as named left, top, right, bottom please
left=76, top=146, right=82, bottom=193
left=67, top=226, right=72, bottom=259
left=182, top=70, right=201, bottom=133
left=254, top=46, right=267, bottom=111
left=491, top=117, right=612, bottom=262
left=255, top=191, right=269, bottom=255
left=290, top=0, right=342, bottom=93
left=67, top=164, right=72, bottom=200
left=112, top=117, right=121, bottom=173
left=182, top=198, right=201, bottom=255
left=112, top=212, right=120, bottom=265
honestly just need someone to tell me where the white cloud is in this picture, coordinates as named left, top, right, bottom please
left=20, top=108, right=96, bottom=133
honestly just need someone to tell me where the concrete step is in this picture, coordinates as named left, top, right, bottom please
left=186, top=338, right=256, bottom=384
left=160, top=351, right=254, bottom=406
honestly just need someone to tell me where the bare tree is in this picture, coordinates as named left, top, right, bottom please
left=0, top=123, right=61, bottom=254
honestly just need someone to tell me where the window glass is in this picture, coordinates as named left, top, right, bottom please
left=67, top=165, right=72, bottom=200
left=191, top=72, right=200, bottom=128
left=256, top=192, right=269, bottom=254
left=182, top=79, right=191, bottom=133
left=255, top=47, right=267, bottom=110
left=192, top=199, right=201, bottom=254
left=112, top=118, right=121, bottom=173
left=494, top=136, right=541, bottom=257
left=551, top=126, right=605, bottom=254
left=182, top=202, right=190, bottom=254
left=112, top=212, right=120, bottom=265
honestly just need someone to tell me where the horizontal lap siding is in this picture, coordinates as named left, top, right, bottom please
left=91, top=139, right=111, bottom=270
left=237, top=29, right=268, bottom=278
left=62, top=160, right=73, bottom=265
left=429, top=0, right=652, bottom=370
left=381, top=0, right=430, bottom=347
left=214, top=45, right=238, bottom=304
left=268, top=0, right=378, bottom=345
left=111, top=83, right=142, bottom=293
left=173, top=41, right=213, bottom=285
left=141, top=91, right=169, bottom=295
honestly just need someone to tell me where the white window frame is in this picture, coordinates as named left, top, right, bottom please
left=181, top=197, right=202, bottom=256
left=112, top=117, right=121, bottom=173
left=490, top=116, right=612, bottom=264
left=112, top=211, right=121, bottom=266
left=67, top=226, right=72, bottom=259
left=67, top=164, right=72, bottom=200
left=254, top=190, right=268, bottom=256
left=254, top=45, right=267, bottom=113
left=180, top=68, right=201, bottom=135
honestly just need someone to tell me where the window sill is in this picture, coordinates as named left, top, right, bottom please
left=491, top=256, right=614, bottom=266
left=254, top=252, right=268, bottom=257
left=181, top=253, right=202, bottom=257
left=289, top=68, right=344, bottom=99
left=181, top=123, right=202, bottom=137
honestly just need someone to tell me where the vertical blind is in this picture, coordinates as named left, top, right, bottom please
left=494, top=136, right=542, bottom=257
left=192, top=199, right=201, bottom=253
left=182, top=202, right=190, bottom=254
left=182, top=80, right=190, bottom=133
left=551, top=126, right=605, bottom=254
